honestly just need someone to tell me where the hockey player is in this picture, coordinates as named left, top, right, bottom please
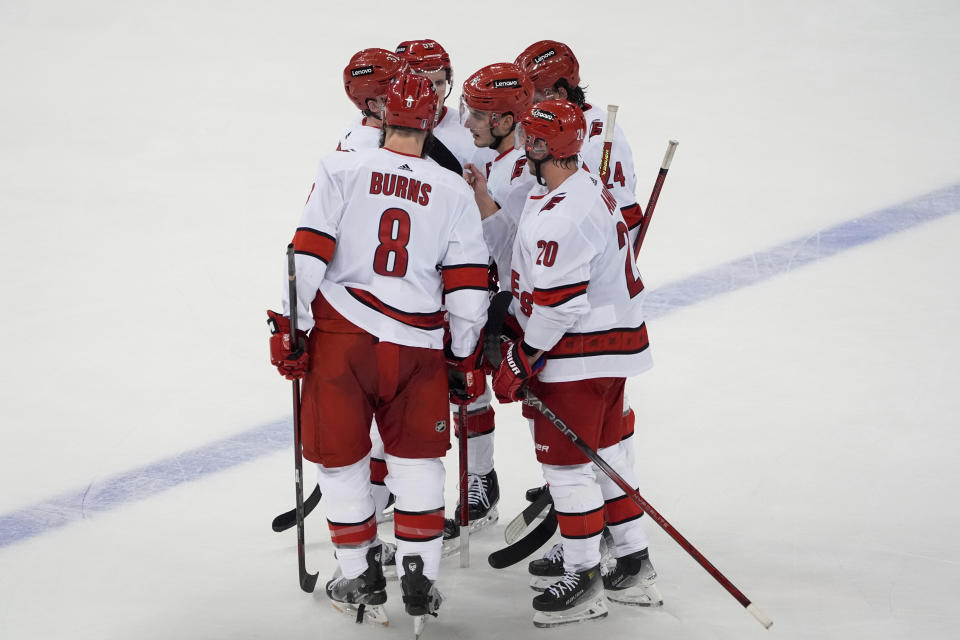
left=394, top=39, right=480, bottom=171
left=515, top=38, right=653, bottom=577
left=325, top=48, right=408, bottom=531
left=439, top=63, right=538, bottom=548
left=268, top=74, right=489, bottom=624
left=491, top=100, right=661, bottom=627
left=338, top=48, right=408, bottom=152
left=515, top=40, right=644, bottom=245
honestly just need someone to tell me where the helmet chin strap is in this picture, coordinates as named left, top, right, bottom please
left=487, top=120, right=517, bottom=151
left=530, top=155, right=552, bottom=187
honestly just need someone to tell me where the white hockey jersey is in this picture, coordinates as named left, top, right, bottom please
left=579, top=103, right=644, bottom=240
left=335, top=112, right=382, bottom=152
left=286, top=147, right=489, bottom=358
left=508, top=167, right=652, bottom=382
left=477, top=147, right=544, bottom=283
left=431, top=105, right=478, bottom=169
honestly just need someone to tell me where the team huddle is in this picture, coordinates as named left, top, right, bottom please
left=267, top=38, right=661, bottom=632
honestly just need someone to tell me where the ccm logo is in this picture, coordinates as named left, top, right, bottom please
left=535, top=443, right=550, bottom=453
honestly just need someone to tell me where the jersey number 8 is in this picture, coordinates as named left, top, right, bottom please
left=373, top=208, right=411, bottom=277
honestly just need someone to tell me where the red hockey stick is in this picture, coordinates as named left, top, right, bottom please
left=634, top=139, right=679, bottom=254
left=598, top=104, right=619, bottom=186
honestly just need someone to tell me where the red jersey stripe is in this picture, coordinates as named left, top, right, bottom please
left=293, top=227, right=336, bottom=264
left=548, top=324, right=649, bottom=359
left=346, top=287, right=445, bottom=330
left=442, top=264, right=489, bottom=293
left=621, top=203, right=644, bottom=230
left=533, top=281, right=589, bottom=307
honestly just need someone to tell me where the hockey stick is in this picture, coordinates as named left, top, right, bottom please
left=457, top=402, right=470, bottom=568
left=488, top=507, right=558, bottom=569
left=503, top=486, right=553, bottom=544
left=484, top=340, right=773, bottom=629
left=271, top=484, right=321, bottom=533
left=634, top=139, right=679, bottom=255
left=597, top=104, right=619, bottom=186
left=287, top=243, right=319, bottom=593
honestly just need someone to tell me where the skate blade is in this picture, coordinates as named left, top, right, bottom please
left=330, top=601, right=389, bottom=626
left=440, top=510, right=499, bottom=558
left=532, top=595, right=608, bottom=628
left=413, top=614, right=426, bottom=639
left=469, top=507, right=498, bottom=533
left=528, top=575, right=559, bottom=592
left=605, top=583, right=664, bottom=607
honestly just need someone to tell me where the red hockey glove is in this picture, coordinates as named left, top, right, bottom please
left=446, top=332, right=486, bottom=405
left=492, top=340, right=544, bottom=403
left=266, top=309, right=309, bottom=380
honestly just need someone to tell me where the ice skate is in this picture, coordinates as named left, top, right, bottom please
left=441, top=469, right=500, bottom=557
left=400, top=555, right=444, bottom=639
left=529, top=528, right=614, bottom=591
left=377, top=493, right=396, bottom=524
left=381, top=540, right=397, bottom=580
left=531, top=565, right=608, bottom=628
left=603, top=548, right=663, bottom=607
left=325, top=545, right=389, bottom=626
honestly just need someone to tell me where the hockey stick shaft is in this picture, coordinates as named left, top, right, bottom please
left=598, top=104, right=619, bottom=186
left=458, top=403, right=470, bottom=568
left=634, top=140, right=678, bottom=255
left=287, top=244, right=318, bottom=593
left=521, top=389, right=771, bottom=629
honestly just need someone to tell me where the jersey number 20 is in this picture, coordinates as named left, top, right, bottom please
left=373, top=208, right=411, bottom=277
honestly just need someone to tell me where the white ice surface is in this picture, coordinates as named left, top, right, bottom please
left=2, top=1, right=959, bottom=638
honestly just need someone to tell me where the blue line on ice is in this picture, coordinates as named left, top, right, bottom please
left=3, top=181, right=959, bottom=549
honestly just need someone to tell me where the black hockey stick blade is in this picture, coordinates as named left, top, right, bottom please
left=488, top=507, right=558, bottom=569
left=300, top=569, right=319, bottom=593
left=272, top=484, right=322, bottom=532
left=504, top=487, right=552, bottom=544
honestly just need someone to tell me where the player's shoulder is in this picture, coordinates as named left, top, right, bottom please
left=381, top=149, right=474, bottom=199
left=318, top=146, right=372, bottom=172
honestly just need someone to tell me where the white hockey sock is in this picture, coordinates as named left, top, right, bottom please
left=315, top=457, right=377, bottom=579
left=596, top=443, right=650, bottom=557
left=384, top=454, right=445, bottom=580
left=543, top=462, right=604, bottom=571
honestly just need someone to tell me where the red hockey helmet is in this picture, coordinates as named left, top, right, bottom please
left=343, top=48, right=407, bottom=111
left=514, top=40, right=580, bottom=91
left=516, top=99, right=586, bottom=160
left=461, top=63, right=534, bottom=117
left=382, top=73, right=439, bottom=131
left=395, top=39, right=451, bottom=74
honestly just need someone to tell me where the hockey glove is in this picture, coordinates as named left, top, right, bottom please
left=266, top=309, right=309, bottom=380
left=492, top=340, right=545, bottom=403
left=446, top=333, right=486, bottom=405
